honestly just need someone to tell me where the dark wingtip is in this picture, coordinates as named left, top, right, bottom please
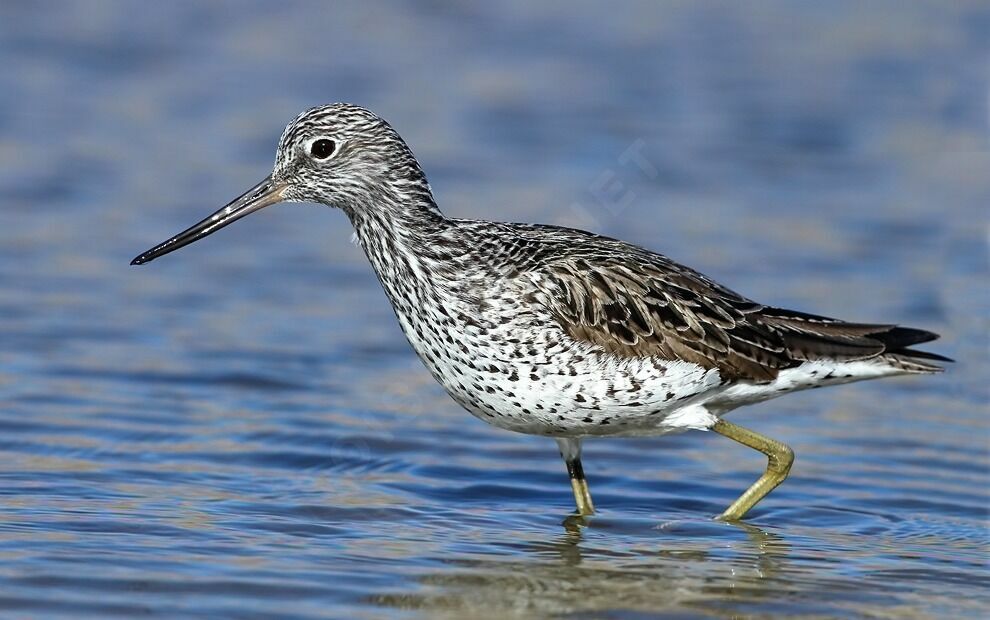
left=877, top=326, right=940, bottom=348
left=874, top=326, right=952, bottom=363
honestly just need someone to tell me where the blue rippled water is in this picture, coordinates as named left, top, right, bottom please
left=0, top=2, right=987, bottom=617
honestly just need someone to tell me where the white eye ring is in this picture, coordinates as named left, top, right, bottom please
left=308, top=138, right=336, bottom=160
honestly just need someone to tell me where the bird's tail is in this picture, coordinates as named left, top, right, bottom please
left=760, top=308, right=952, bottom=373
left=870, top=326, right=952, bottom=373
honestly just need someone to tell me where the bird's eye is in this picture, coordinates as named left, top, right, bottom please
left=310, top=138, right=336, bottom=159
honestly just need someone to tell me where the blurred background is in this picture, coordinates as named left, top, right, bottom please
left=0, top=1, right=987, bottom=617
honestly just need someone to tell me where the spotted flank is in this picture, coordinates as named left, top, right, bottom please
left=132, top=103, right=950, bottom=521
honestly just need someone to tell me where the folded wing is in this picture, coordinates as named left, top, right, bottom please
left=526, top=254, right=947, bottom=382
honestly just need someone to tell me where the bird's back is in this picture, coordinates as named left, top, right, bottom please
left=452, top=219, right=948, bottom=381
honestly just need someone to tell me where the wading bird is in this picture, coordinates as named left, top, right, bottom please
left=133, top=104, right=948, bottom=520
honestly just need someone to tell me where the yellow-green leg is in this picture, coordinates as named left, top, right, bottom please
left=711, top=419, right=794, bottom=521
left=567, top=459, right=596, bottom=515
left=556, top=438, right=595, bottom=515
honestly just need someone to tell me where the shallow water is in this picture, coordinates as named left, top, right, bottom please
left=1, top=1, right=988, bottom=617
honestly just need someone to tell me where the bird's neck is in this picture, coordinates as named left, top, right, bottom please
left=348, top=189, right=448, bottom=247
left=347, top=194, right=474, bottom=359
left=348, top=193, right=456, bottom=304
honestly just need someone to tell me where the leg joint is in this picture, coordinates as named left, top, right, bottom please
left=768, top=443, right=794, bottom=475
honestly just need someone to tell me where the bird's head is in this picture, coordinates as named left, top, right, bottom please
left=131, top=103, right=431, bottom=265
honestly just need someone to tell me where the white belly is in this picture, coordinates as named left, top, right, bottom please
left=388, top=281, right=910, bottom=440
left=394, top=298, right=725, bottom=437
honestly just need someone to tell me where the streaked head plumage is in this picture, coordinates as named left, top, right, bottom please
left=130, top=103, right=438, bottom=265
left=274, top=103, right=431, bottom=213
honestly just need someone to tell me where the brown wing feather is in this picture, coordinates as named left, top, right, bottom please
left=525, top=252, right=944, bottom=382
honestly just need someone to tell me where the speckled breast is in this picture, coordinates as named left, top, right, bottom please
left=390, top=281, right=721, bottom=438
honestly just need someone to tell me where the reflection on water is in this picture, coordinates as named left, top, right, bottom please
left=371, top=511, right=987, bottom=617
left=0, top=1, right=988, bottom=618
left=375, top=520, right=798, bottom=617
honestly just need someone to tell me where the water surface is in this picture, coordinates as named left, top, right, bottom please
left=0, top=2, right=987, bottom=617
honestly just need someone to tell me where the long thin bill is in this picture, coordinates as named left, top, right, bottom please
left=131, top=175, right=285, bottom=265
